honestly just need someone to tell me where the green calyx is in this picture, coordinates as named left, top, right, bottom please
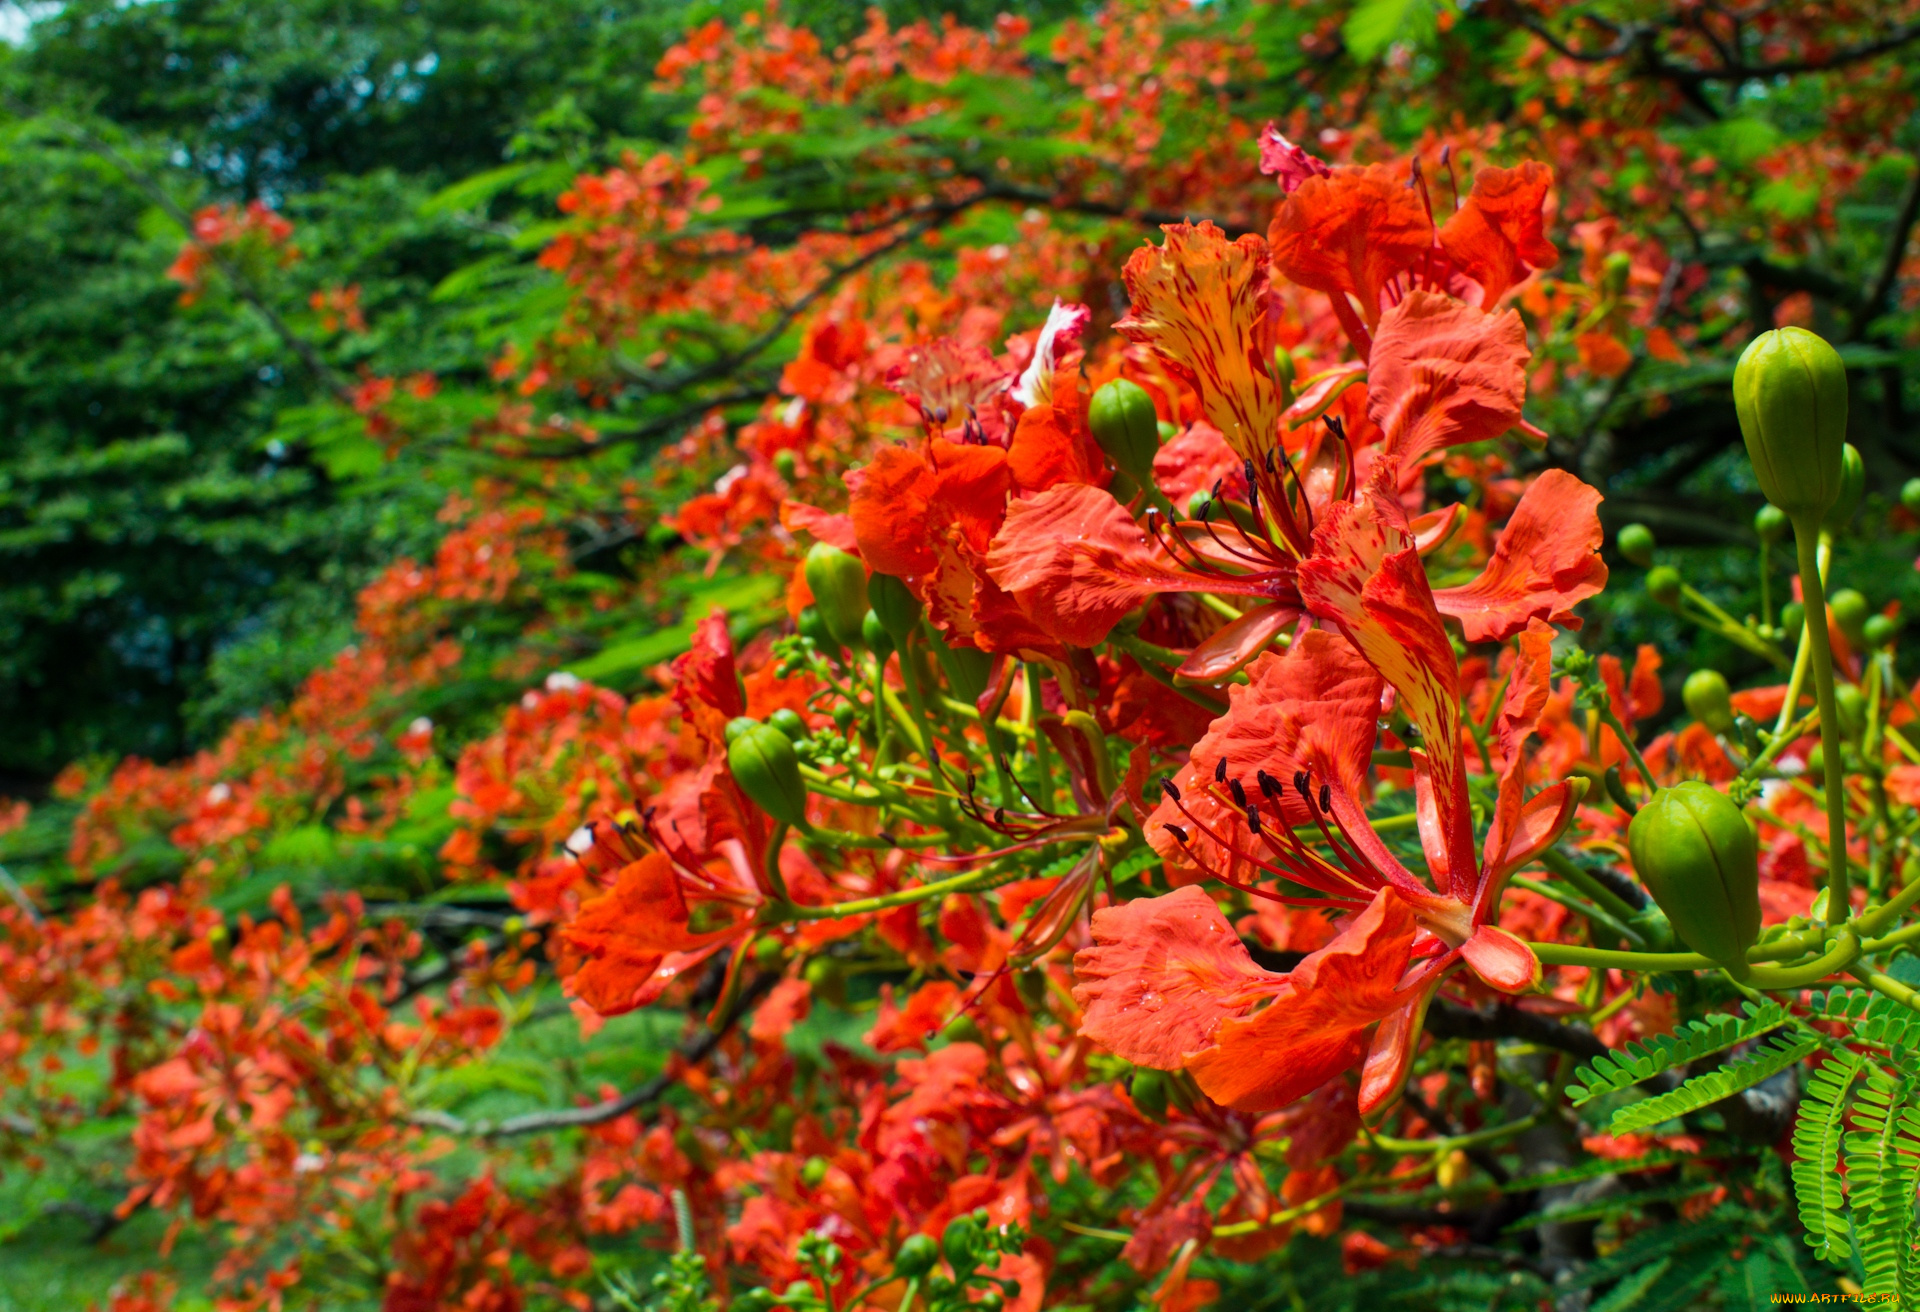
left=1087, top=378, right=1163, bottom=487
left=1682, top=668, right=1735, bottom=735
left=1732, top=327, right=1848, bottom=522
left=1821, top=443, right=1865, bottom=534
left=725, top=717, right=810, bottom=827
left=1626, top=781, right=1761, bottom=977
left=803, top=542, right=869, bottom=650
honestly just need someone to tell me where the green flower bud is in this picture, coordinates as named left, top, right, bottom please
left=830, top=703, right=856, bottom=733
left=1602, top=250, right=1633, bottom=297
left=803, top=954, right=848, bottom=1006
left=1187, top=490, right=1212, bottom=519
left=1903, top=478, right=1920, bottom=517
left=1864, top=613, right=1902, bottom=648
left=861, top=609, right=893, bottom=662
left=1646, top=565, right=1682, bottom=606
left=1806, top=743, right=1825, bottom=786
left=894, top=1234, right=941, bottom=1280
left=1617, top=523, right=1656, bottom=567
left=1682, top=669, right=1735, bottom=735
left=1130, top=1068, right=1170, bottom=1123
left=1754, top=503, right=1790, bottom=544
left=868, top=572, right=923, bottom=651
left=1781, top=600, right=1806, bottom=635
left=1822, top=444, right=1866, bottom=534
left=767, top=708, right=808, bottom=742
left=804, top=542, right=869, bottom=650
left=800, top=1156, right=830, bottom=1188
left=797, top=606, right=835, bottom=652
left=1831, top=589, right=1870, bottom=645
left=941, top=1012, right=983, bottom=1045
left=772, top=449, right=798, bottom=481
left=1088, top=378, right=1163, bottom=487
left=943, top=1215, right=982, bottom=1270
left=925, top=625, right=990, bottom=703
left=1627, top=782, right=1761, bottom=976
left=1732, top=327, right=1848, bottom=520
left=726, top=719, right=810, bottom=826
left=1835, top=683, right=1866, bottom=741
left=1157, top=419, right=1179, bottom=441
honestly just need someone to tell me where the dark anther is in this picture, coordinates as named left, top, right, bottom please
left=1257, top=770, right=1281, bottom=800
left=1229, top=778, right=1248, bottom=809
left=1293, top=770, right=1311, bottom=797
left=1325, top=415, right=1346, bottom=441
left=1214, top=758, right=1229, bottom=784
left=1319, top=784, right=1332, bottom=814
left=994, top=807, right=1007, bottom=825
left=1164, top=823, right=1190, bottom=844
left=1246, top=804, right=1261, bottom=834
left=1265, top=449, right=1277, bottom=474
left=1161, top=778, right=1182, bottom=802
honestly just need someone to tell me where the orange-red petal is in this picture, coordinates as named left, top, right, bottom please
left=1071, top=885, right=1286, bottom=1069
left=1432, top=469, right=1607, bottom=643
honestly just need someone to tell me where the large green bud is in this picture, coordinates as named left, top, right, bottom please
left=1682, top=668, right=1735, bottom=735
left=1626, top=781, right=1761, bottom=976
left=725, top=717, right=810, bottom=827
left=1087, top=378, right=1163, bottom=487
left=803, top=542, right=869, bottom=650
left=1616, top=523, right=1656, bottom=567
left=1732, top=327, right=1848, bottom=520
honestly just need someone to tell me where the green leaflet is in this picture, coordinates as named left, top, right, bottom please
left=1567, top=1002, right=1792, bottom=1105
left=1792, top=1051, right=1863, bottom=1261
left=1608, top=1034, right=1818, bottom=1134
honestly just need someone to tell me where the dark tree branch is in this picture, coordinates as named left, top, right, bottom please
left=407, top=972, right=776, bottom=1139
left=1425, top=998, right=1609, bottom=1061
left=1854, top=159, right=1920, bottom=340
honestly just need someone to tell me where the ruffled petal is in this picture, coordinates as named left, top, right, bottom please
left=1437, top=162, right=1558, bottom=306
left=1366, top=291, right=1531, bottom=478
left=1185, top=887, right=1418, bottom=1112
left=1071, top=885, right=1286, bottom=1069
left=1458, top=924, right=1542, bottom=993
left=1432, top=470, right=1607, bottom=643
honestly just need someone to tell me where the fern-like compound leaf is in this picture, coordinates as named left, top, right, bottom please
left=1792, top=1051, right=1864, bottom=1261
left=1608, top=1035, right=1817, bottom=1135
left=1567, top=1002, right=1791, bottom=1107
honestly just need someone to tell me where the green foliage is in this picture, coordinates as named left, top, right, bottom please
left=1791, top=1050, right=1862, bottom=1261
left=1566, top=1001, right=1791, bottom=1104
left=1607, top=1033, right=1818, bottom=1134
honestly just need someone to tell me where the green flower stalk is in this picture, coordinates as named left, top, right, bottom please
left=1733, top=326, right=1851, bottom=920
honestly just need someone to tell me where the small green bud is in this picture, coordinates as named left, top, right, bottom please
left=1602, top=250, right=1633, bottom=297
left=868, top=572, right=922, bottom=651
left=1822, top=444, right=1866, bottom=534
left=830, top=703, right=856, bottom=733
left=1682, top=669, right=1735, bottom=735
left=1830, top=589, right=1870, bottom=645
left=724, top=716, right=756, bottom=745
left=1646, top=565, right=1682, bottom=606
left=894, top=1233, right=941, bottom=1280
left=1187, top=490, right=1212, bottom=519
left=1903, top=478, right=1920, bottom=517
left=941, top=1013, right=983, bottom=1045
left=800, top=1156, right=830, bottom=1188
left=1627, top=781, right=1761, bottom=976
left=924, top=625, right=990, bottom=704
left=1156, top=419, right=1179, bottom=441
left=1835, top=683, right=1867, bottom=741
left=1087, top=378, right=1163, bottom=487
left=772, top=449, right=798, bottom=481
left=1864, top=613, right=1902, bottom=648
left=1626, top=902, right=1677, bottom=953
left=861, top=610, right=893, bottom=661
left=1732, top=327, right=1848, bottom=520
left=1806, top=743, right=1825, bottom=786
left=1781, top=600, right=1806, bottom=635
left=804, top=543, right=869, bottom=650
left=1754, top=503, right=1790, bottom=544
left=803, top=954, right=848, bottom=1007
left=726, top=720, right=810, bottom=826
left=767, top=708, right=808, bottom=742
left=1616, top=523, right=1656, bottom=567
left=1130, top=1068, right=1170, bottom=1123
